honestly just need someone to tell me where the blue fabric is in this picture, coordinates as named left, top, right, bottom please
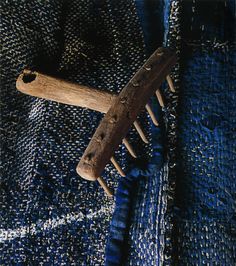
left=1, top=0, right=235, bottom=265
left=1, top=1, right=147, bottom=264
left=106, top=1, right=171, bottom=265
left=173, top=1, right=236, bottom=265
left=106, top=0, right=236, bottom=265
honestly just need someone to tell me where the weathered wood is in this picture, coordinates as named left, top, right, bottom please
left=15, top=48, right=176, bottom=185
left=16, top=70, right=150, bottom=146
left=16, top=70, right=116, bottom=113
left=76, top=47, right=177, bottom=181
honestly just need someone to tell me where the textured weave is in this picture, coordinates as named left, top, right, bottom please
left=1, top=0, right=236, bottom=265
left=106, top=0, right=236, bottom=265
left=173, top=1, right=236, bottom=265
left=0, top=1, right=148, bottom=264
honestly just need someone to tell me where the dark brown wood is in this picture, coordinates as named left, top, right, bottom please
left=16, top=70, right=116, bottom=113
left=76, top=47, right=177, bottom=181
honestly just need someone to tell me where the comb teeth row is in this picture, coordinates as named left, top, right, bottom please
left=90, top=80, right=173, bottom=195
left=90, top=82, right=174, bottom=196
left=16, top=47, right=177, bottom=197
left=76, top=48, right=177, bottom=196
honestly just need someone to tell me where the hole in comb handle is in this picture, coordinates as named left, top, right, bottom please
left=22, top=71, right=37, bottom=83
left=109, top=115, right=118, bottom=124
left=96, top=132, right=105, bottom=142
left=84, top=153, right=94, bottom=163
left=144, top=65, right=152, bottom=71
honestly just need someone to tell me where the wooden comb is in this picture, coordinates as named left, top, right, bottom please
left=16, top=47, right=177, bottom=197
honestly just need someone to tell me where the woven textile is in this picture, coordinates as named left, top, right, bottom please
left=0, top=1, right=148, bottom=264
left=173, top=1, right=236, bottom=265
left=106, top=0, right=236, bottom=265
left=1, top=0, right=236, bottom=265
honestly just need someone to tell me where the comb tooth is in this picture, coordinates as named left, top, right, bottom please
left=155, top=90, right=165, bottom=107
left=133, top=120, right=149, bottom=144
left=122, top=138, right=137, bottom=158
left=110, top=157, right=126, bottom=177
left=166, top=75, right=175, bottom=92
left=97, top=176, right=113, bottom=197
left=145, top=104, right=159, bottom=126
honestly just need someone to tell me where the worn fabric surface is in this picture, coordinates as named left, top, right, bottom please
left=173, top=1, right=236, bottom=265
left=106, top=0, right=236, bottom=265
left=0, top=0, right=148, bottom=264
left=1, top=0, right=236, bottom=265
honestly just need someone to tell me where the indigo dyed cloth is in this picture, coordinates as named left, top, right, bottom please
left=1, top=0, right=235, bottom=265
left=1, top=1, right=148, bottom=264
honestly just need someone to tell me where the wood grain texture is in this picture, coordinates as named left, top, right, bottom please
left=16, top=70, right=116, bottom=113
left=76, top=47, right=177, bottom=181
